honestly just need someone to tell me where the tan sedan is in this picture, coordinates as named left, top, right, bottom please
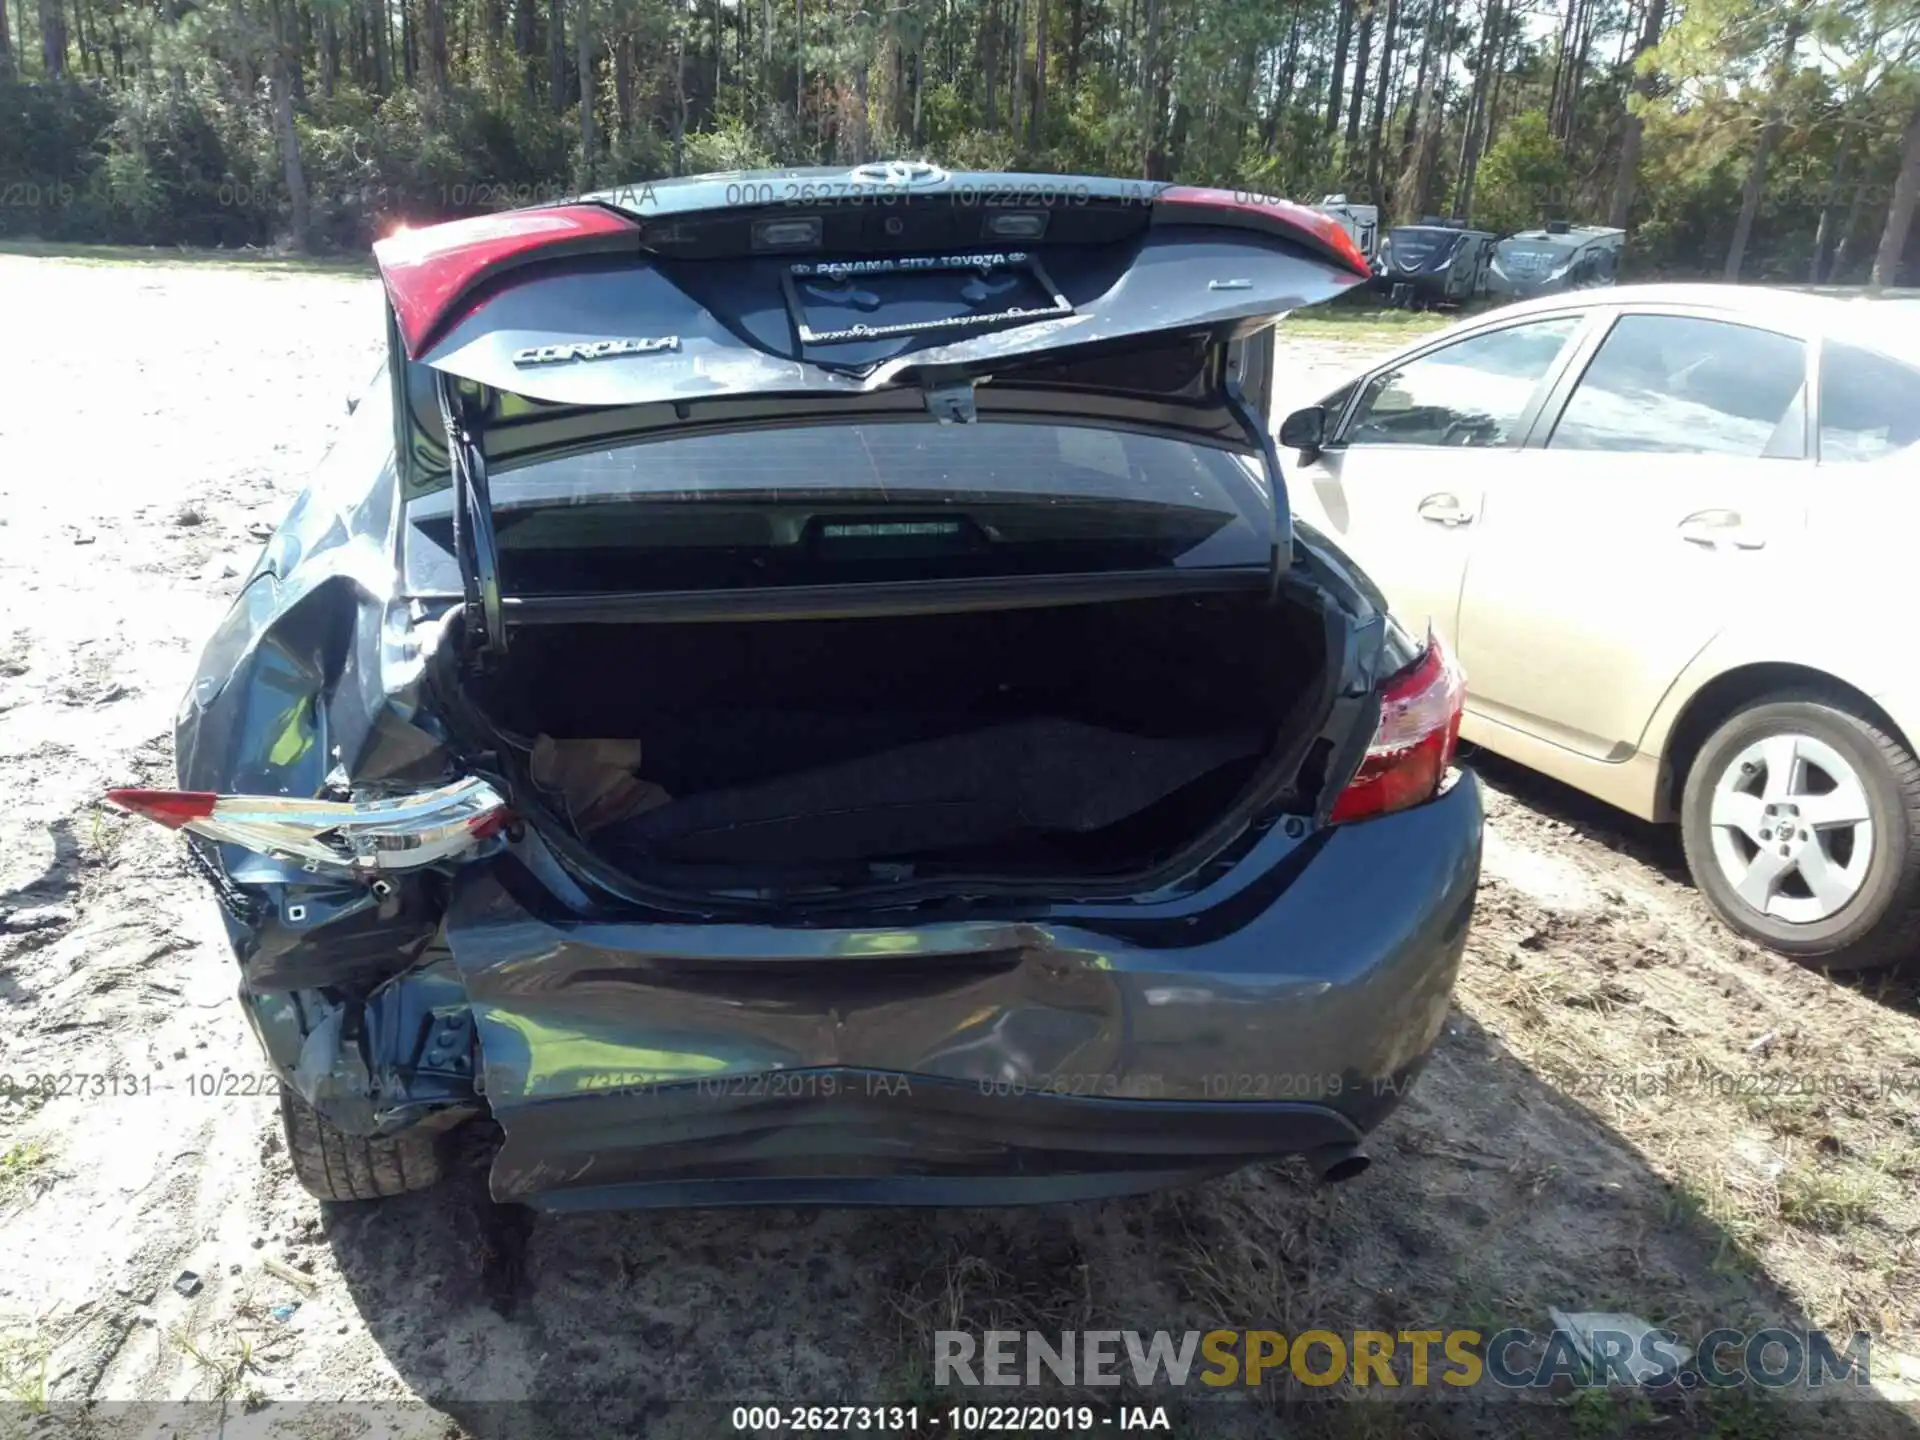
left=1279, top=284, right=1920, bottom=969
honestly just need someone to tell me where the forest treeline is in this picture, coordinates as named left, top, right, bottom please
left=1, top=0, right=1916, bottom=280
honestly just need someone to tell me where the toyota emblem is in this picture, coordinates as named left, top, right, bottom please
left=848, top=160, right=949, bottom=188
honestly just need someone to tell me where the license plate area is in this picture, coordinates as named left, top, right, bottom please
left=781, top=252, right=1073, bottom=346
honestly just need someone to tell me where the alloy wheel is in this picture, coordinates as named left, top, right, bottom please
left=1707, top=732, right=1874, bottom=924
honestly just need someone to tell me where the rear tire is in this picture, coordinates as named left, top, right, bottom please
left=1680, top=695, right=1920, bottom=971
left=279, top=1091, right=446, bottom=1202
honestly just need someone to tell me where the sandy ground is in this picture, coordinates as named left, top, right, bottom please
left=1, top=256, right=1919, bottom=1439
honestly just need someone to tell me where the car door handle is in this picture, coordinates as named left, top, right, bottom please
left=1678, top=510, right=1767, bottom=550
left=1416, top=493, right=1474, bottom=527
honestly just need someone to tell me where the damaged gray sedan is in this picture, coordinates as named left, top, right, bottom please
left=108, top=167, right=1482, bottom=1211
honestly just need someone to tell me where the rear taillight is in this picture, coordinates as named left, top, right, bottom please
left=1329, top=635, right=1466, bottom=824
left=104, top=777, right=509, bottom=873
left=1153, top=186, right=1374, bottom=279
left=373, top=204, right=640, bottom=359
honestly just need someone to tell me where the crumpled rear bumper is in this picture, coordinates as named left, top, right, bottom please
left=443, top=771, right=1482, bottom=1209
left=488, top=1075, right=1368, bottom=1210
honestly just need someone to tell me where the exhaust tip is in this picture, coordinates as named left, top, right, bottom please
left=1314, top=1146, right=1371, bottom=1185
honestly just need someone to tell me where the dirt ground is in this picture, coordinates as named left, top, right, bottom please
left=2, top=254, right=1919, bottom=1440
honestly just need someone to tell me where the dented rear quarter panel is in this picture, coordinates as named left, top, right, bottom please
left=173, top=364, right=463, bottom=994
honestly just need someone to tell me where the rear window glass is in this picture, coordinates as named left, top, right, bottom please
left=405, top=422, right=1270, bottom=595
left=1818, top=341, right=1920, bottom=463
left=1548, top=314, right=1807, bottom=458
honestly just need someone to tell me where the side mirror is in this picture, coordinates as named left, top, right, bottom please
left=1278, top=404, right=1327, bottom=459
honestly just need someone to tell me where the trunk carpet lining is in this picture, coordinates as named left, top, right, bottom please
left=595, top=719, right=1264, bottom=867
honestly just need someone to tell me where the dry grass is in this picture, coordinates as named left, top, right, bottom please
left=0, top=1140, right=50, bottom=1206
left=0, top=1330, right=49, bottom=1407
left=1454, top=871, right=1920, bottom=1343
left=1277, top=306, right=1457, bottom=345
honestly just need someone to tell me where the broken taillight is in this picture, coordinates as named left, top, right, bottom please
left=1329, top=635, right=1466, bottom=824
left=103, top=790, right=219, bottom=829
left=104, top=777, right=510, bottom=872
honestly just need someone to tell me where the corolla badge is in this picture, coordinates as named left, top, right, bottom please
left=512, top=336, right=681, bottom=367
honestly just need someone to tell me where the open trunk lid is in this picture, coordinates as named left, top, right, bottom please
left=373, top=168, right=1370, bottom=650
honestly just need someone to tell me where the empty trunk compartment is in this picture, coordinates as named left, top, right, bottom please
left=456, top=591, right=1332, bottom=885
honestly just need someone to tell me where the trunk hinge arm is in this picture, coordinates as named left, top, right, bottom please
left=435, top=374, right=508, bottom=661
left=1223, top=370, right=1292, bottom=600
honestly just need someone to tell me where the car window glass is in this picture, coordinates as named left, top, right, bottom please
left=1762, top=384, right=1807, bottom=460
left=1318, top=378, right=1360, bottom=429
left=1548, top=314, right=1807, bottom=457
left=1819, top=341, right=1920, bottom=463
left=1340, top=316, right=1581, bottom=449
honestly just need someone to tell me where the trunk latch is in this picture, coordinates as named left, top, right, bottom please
left=923, top=380, right=978, bottom=425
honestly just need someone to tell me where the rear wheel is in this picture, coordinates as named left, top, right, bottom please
left=1680, top=696, right=1920, bottom=970
left=278, top=1091, right=446, bottom=1202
